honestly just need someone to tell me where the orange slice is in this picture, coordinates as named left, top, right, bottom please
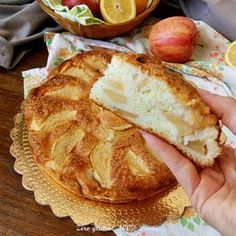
left=100, top=0, right=136, bottom=24
left=225, top=41, right=236, bottom=67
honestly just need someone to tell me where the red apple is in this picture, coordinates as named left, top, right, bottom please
left=149, top=16, right=197, bottom=63
left=61, top=0, right=100, bottom=16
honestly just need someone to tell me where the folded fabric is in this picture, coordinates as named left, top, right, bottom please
left=179, top=0, right=236, bottom=41
left=0, top=0, right=61, bottom=69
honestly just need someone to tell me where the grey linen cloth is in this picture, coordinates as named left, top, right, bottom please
left=161, top=0, right=236, bottom=41
left=0, top=0, right=61, bottom=69
left=179, top=0, right=236, bottom=41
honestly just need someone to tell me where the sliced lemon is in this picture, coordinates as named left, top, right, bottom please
left=135, top=0, right=147, bottom=15
left=100, top=0, right=136, bottom=24
left=225, top=41, right=236, bottom=67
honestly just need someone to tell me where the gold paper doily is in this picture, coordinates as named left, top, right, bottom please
left=10, top=108, right=191, bottom=231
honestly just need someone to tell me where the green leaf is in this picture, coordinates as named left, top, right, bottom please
left=110, top=38, right=124, bottom=46
left=70, top=44, right=77, bottom=53
left=54, top=57, right=64, bottom=66
left=218, top=64, right=224, bottom=71
left=193, top=216, right=201, bottom=225
left=180, top=217, right=188, bottom=227
left=187, top=222, right=194, bottom=232
left=46, top=38, right=52, bottom=47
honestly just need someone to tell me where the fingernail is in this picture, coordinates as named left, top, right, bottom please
left=139, top=129, right=150, bottom=141
left=197, top=88, right=210, bottom=95
left=139, top=130, right=164, bottom=162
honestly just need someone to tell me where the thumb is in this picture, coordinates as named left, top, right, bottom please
left=140, top=130, right=200, bottom=197
left=198, top=89, right=236, bottom=134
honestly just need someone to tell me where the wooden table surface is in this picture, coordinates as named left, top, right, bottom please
left=0, top=45, right=115, bottom=236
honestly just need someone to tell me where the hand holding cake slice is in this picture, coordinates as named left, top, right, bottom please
left=90, top=53, right=221, bottom=166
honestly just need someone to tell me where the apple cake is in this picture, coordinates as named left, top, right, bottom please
left=24, top=50, right=176, bottom=203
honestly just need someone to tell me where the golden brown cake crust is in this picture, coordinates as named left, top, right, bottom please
left=48, top=49, right=115, bottom=80
left=24, top=50, right=176, bottom=203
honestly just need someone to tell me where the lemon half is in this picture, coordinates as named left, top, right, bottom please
left=225, top=41, right=236, bottom=67
left=100, top=0, right=136, bottom=24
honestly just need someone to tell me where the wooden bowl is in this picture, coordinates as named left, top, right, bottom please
left=38, top=0, right=160, bottom=39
